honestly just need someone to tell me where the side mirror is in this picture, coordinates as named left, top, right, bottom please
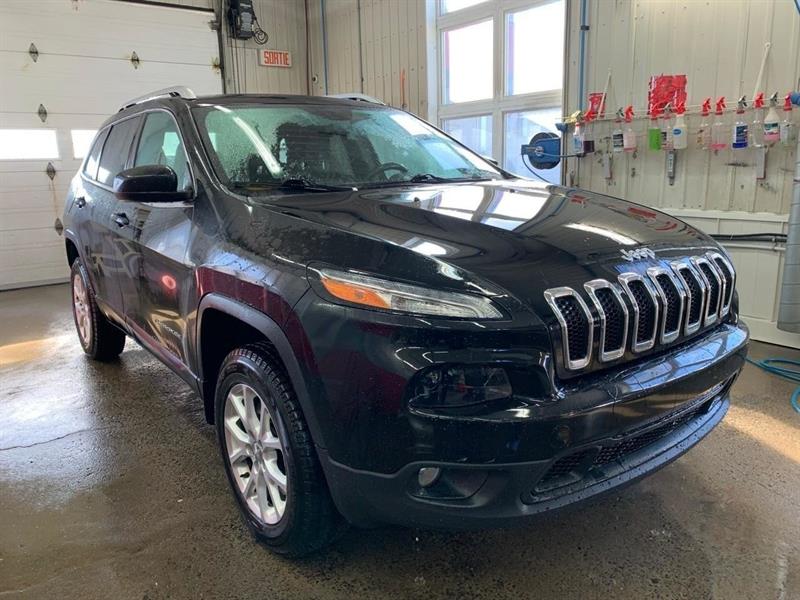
left=113, top=165, right=191, bottom=202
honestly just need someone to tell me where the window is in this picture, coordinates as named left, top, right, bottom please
left=434, top=0, right=564, bottom=184
left=135, top=112, right=191, bottom=191
left=442, top=115, right=493, bottom=158
left=506, top=3, right=564, bottom=96
left=83, top=129, right=109, bottom=180
left=193, top=104, right=502, bottom=188
left=504, top=107, right=561, bottom=183
left=70, top=130, right=98, bottom=160
left=0, top=129, right=59, bottom=160
left=97, top=117, right=140, bottom=186
left=441, top=0, right=488, bottom=13
left=443, top=20, right=493, bottom=104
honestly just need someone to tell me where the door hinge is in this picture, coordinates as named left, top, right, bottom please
left=37, top=104, right=48, bottom=123
left=130, top=51, right=140, bottom=69
left=29, top=42, right=39, bottom=62
left=46, top=162, right=56, bottom=180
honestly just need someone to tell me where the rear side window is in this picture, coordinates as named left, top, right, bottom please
left=134, top=112, right=191, bottom=191
left=83, top=129, right=109, bottom=180
left=97, top=117, right=141, bottom=186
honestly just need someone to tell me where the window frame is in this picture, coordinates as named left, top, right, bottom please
left=432, top=0, right=565, bottom=180
left=81, top=108, right=195, bottom=199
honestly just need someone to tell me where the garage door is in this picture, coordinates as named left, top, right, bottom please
left=0, top=0, right=222, bottom=289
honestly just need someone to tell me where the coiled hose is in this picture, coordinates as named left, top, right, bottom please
left=745, top=357, right=800, bottom=414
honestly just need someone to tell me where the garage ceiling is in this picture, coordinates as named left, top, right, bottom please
left=0, top=0, right=222, bottom=290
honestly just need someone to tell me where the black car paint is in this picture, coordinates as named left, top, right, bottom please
left=62, top=94, right=748, bottom=529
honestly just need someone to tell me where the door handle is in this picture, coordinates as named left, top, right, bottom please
left=75, top=196, right=86, bottom=208
left=112, top=212, right=130, bottom=228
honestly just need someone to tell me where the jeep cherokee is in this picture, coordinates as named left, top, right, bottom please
left=62, top=87, right=749, bottom=556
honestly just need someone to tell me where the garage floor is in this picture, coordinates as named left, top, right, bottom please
left=1, top=283, right=798, bottom=599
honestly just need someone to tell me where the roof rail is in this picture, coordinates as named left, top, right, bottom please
left=327, top=93, right=386, bottom=106
left=119, top=86, right=197, bottom=111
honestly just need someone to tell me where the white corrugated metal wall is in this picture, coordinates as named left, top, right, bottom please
left=307, top=0, right=429, bottom=117
left=563, top=0, right=800, bottom=347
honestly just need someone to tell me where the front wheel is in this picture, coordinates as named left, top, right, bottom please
left=70, top=259, right=126, bottom=361
left=214, top=343, right=343, bottom=556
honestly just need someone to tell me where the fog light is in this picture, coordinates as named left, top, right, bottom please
left=417, top=467, right=441, bottom=488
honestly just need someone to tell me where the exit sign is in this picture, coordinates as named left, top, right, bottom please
left=259, top=50, right=292, bottom=68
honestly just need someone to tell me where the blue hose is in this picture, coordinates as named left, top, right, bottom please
left=745, top=357, right=800, bottom=413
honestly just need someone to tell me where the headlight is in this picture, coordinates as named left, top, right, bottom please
left=316, top=268, right=503, bottom=319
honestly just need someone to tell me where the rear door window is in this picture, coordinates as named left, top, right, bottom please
left=83, top=129, right=109, bottom=181
left=97, top=117, right=141, bottom=186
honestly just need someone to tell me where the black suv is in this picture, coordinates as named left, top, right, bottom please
left=62, top=88, right=749, bottom=556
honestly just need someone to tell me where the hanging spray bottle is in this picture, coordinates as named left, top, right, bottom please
left=711, top=97, right=727, bottom=151
left=672, top=101, right=687, bottom=150
left=751, top=92, right=765, bottom=147
left=572, top=118, right=585, bottom=157
left=583, top=112, right=596, bottom=155
left=732, top=96, right=748, bottom=150
left=780, top=93, right=797, bottom=147
left=648, top=108, right=662, bottom=151
left=764, top=92, right=781, bottom=145
left=612, top=109, right=624, bottom=153
left=660, top=103, right=673, bottom=150
left=623, top=106, right=637, bottom=153
left=697, top=98, right=711, bottom=150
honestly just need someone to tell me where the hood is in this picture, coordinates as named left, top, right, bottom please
left=253, top=179, right=719, bottom=314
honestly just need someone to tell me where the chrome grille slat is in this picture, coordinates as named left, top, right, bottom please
left=618, top=273, right=659, bottom=352
left=692, top=256, right=722, bottom=326
left=585, top=280, right=629, bottom=362
left=544, top=287, right=593, bottom=370
left=672, top=261, right=706, bottom=334
left=647, top=267, right=686, bottom=344
left=709, top=252, right=735, bottom=317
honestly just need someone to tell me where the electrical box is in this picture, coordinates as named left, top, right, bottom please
left=228, top=0, right=256, bottom=40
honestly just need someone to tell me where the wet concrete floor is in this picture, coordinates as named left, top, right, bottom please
left=1, top=283, right=798, bottom=599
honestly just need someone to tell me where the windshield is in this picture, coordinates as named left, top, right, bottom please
left=191, top=102, right=504, bottom=190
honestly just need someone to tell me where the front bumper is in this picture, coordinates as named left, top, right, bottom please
left=315, top=322, right=748, bottom=528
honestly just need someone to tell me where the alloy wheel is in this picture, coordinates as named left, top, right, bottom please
left=223, top=383, right=289, bottom=525
left=72, top=271, right=92, bottom=346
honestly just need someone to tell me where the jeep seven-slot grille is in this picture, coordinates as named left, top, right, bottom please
left=544, top=253, right=736, bottom=371
left=553, top=296, right=590, bottom=361
left=595, top=288, right=626, bottom=352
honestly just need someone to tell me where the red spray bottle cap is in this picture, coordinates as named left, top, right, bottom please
left=701, top=98, right=711, bottom=116
left=624, top=106, right=634, bottom=122
left=784, top=94, right=793, bottom=111
left=715, top=97, right=726, bottom=115
left=754, top=92, right=765, bottom=108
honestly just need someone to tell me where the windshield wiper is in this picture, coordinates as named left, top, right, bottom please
left=278, top=178, right=354, bottom=192
left=229, top=179, right=353, bottom=193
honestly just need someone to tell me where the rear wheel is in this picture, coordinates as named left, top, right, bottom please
left=70, top=260, right=126, bottom=361
left=215, top=343, right=343, bottom=556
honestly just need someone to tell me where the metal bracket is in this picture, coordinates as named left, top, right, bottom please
left=29, top=42, right=39, bottom=62
left=130, top=51, right=140, bottom=69
left=37, top=104, right=47, bottom=123
left=46, top=162, right=56, bottom=180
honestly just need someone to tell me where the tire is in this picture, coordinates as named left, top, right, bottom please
left=70, top=259, right=126, bottom=361
left=214, top=343, right=344, bottom=556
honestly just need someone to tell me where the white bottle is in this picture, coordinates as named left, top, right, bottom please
left=623, top=106, right=637, bottom=153
left=764, top=94, right=780, bottom=145
left=611, top=110, right=624, bottom=153
left=672, top=111, right=687, bottom=150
